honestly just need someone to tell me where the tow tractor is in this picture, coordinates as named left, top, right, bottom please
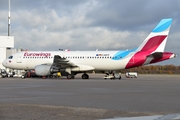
left=0, top=69, right=8, bottom=78
left=104, top=72, right=121, bottom=80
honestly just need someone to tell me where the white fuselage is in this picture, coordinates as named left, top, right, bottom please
left=3, top=50, right=133, bottom=71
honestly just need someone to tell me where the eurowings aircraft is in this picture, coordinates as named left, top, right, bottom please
left=2, top=18, right=176, bottom=79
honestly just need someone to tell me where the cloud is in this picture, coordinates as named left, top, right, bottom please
left=86, top=0, right=180, bottom=31
left=0, top=0, right=179, bottom=65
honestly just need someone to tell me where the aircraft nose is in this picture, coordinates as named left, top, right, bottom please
left=2, top=59, right=9, bottom=67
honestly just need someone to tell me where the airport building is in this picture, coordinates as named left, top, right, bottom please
left=0, top=36, right=14, bottom=69
left=0, top=36, right=24, bottom=77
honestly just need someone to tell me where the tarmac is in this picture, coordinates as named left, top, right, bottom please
left=0, top=74, right=180, bottom=120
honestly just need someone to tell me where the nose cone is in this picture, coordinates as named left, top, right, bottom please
left=2, top=59, right=10, bottom=68
left=2, top=60, right=7, bottom=67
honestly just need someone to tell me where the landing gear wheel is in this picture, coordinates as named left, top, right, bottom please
left=21, top=72, right=27, bottom=79
left=21, top=75, right=25, bottom=79
left=82, top=74, right=89, bottom=79
left=67, top=74, right=75, bottom=79
left=67, top=74, right=72, bottom=79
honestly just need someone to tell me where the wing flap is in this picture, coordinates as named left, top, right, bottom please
left=52, top=55, right=95, bottom=71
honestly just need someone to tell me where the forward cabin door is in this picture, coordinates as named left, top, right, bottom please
left=16, top=53, right=22, bottom=63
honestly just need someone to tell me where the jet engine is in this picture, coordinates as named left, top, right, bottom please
left=35, top=65, right=59, bottom=76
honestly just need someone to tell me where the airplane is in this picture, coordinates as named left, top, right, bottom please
left=2, top=18, right=176, bottom=79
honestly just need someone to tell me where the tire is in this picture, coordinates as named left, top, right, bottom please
left=21, top=75, right=25, bottom=79
left=67, top=74, right=72, bottom=79
left=82, top=74, right=89, bottom=79
left=82, top=74, right=86, bottom=79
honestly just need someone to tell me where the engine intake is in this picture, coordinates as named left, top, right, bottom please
left=35, top=65, right=59, bottom=76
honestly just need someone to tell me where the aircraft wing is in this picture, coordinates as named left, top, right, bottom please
left=52, top=55, right=95, bottom=71
left=52, top=55, right=77, bottom=68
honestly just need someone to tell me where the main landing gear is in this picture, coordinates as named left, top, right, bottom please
left=66, top=73, right=89, bottom=79
left=81, top=73, right=89, bottom=79
left=67, top=74, right=75, bottom=79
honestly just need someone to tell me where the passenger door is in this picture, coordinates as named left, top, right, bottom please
left=16, top=53, right=22, bottom=63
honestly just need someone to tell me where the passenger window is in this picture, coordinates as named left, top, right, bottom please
left=8, top=56, right=13, bottom=59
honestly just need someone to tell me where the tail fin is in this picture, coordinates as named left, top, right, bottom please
left=125, top=19, right=174, bottom=69
left=136, top=18, right=172, bottom=53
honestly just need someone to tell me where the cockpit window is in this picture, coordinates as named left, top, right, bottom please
left=8, top=56, right=13, bottom=59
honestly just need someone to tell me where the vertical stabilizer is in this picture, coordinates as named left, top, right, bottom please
left=125, top=19, right=173, bottom=69
left=136, top=18, right=172, bottom=53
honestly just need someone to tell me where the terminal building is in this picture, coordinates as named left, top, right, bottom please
left=0, top=36, right=23, bottom=77
left=0, top=36, right=14, bottom=69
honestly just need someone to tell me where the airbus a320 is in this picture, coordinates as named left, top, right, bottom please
left=2, top=18, right=176, bottom=79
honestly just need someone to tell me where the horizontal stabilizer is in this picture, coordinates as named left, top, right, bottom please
left=147, top=52, right=163, bottom=59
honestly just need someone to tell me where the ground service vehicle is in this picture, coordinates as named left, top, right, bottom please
left=104, top=73, right=121, bottom=80
left=0, top=69, right=8, bottom=78
left=125, top=72, right=138, bottom=78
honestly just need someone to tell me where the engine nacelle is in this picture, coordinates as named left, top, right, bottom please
left=35, top=65, right=59, bottom=76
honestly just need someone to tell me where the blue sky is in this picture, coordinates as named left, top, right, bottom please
left=0, top=0, right=179, bottom=65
